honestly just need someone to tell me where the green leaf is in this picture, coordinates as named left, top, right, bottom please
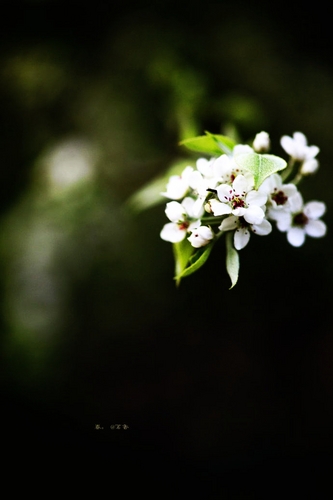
left=173, top=238, right=195, bottom=286
left=225, top=232, right=239, bottom=289
left=204, top=131, right=236, bottom=155
left=234, top=152, right=287, bottom=189
left=174, top=240, right=215, bottom=284
left=179, top=132, right=235, bottom=156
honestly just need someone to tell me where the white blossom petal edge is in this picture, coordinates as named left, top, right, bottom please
left=188, top=226, right=214, bottom=248
left=272, top=192, right=327, bottom=247
left=280, top=132, right=319, bottom=162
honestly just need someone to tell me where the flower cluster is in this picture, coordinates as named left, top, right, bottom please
left=159, top=130, right=327, bottom=286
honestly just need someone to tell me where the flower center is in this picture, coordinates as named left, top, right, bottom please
left=178, top=221, right=190, bottom=230
left=272, top=190, right=288, bottom=206
left=232, top=196, right=245, bottom=209
left=293, top=212, right=308, bottom=227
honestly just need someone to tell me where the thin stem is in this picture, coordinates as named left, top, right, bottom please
left=281, top=156, right=305, bottom=186
left=201, top=216, right=224, bottom=225
left=214, top=229, right=224, bottom=240
left=290, top=172, right=303, bottom=186
left=281, top=158, right=296, bottom=182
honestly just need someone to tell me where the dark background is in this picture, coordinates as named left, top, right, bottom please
left=1, top=0, right=333, bottom=493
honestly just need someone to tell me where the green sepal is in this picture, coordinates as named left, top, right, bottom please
left=174, top=240, right=215, bottom=285
left=225, top=231, right=239, bottom=289
left=234, top=152, right=287, bottom=189
left=179, top=131, right=235, bottom=156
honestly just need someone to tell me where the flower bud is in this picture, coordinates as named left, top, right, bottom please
left=188, top=226, right=214, bottom=248
left=253, top=131, right=270, bottom=152
left=300, top=158, right=319, bottom=175
left=204, top=202, right=213, bottom=213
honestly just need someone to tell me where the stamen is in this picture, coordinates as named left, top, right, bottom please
left=293, top=212, right=308, bottom=227
left=178, top=221, right=190, bottom=230
left=272, top=190, right=288, bottom=205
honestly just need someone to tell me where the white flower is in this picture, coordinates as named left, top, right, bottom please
left=187, top=155, right=240, bottom=218
left=209, top=174, right=267, bottom=225
left=188, top=226, right=214, bottom=248
left=219, top=215, right=272, bottom=250
left=209, top=145, right=256, bottom=186
left=280, top=132, right=319, bottom=162
left=233, top=144, right=254, bottom=155
left=161, top=166, right=194, bottom=200
left=212, top=152, right=254, bottom=186
left=160, top=197, right=201, bottom=243
left=188, top=168, right=219, bottom=218
left=271, top=191, right=326, bottom=247
left=195, top=157, right=221, bottom=179
left=259, top=173, right=297, bottom=212
left=253, top=131, right=270, bottom=152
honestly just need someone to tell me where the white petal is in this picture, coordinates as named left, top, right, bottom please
left=270, top=173, right=283, bottom=187
left=160, top=223, right=186, bottom=243
left=281, top=132, right=310, bottom=160
left=189, top=170, right=203, bottom=190
left=181, top=197, right=195, bottom=216
left=181, top=166, right=195, bottom=182
left=188, top=226, right=214, bottom=248
left=275, top=212, right=292, bottom=232
left=217, top=183, right=233, bottom=202
left=196, top=158, right=213, bottom=176
left=305, top=220, right=327, bottom=238
left=161, top=176, right=189, bottom=200
left=244, top=205, right=265, bottom=225
left=252, top=219, right=272, bottom=236
left=198, top=226, right=214, bottom=239
left=289, top=191, right=303, bottom=213
left=283, top=184, right=297, bottom=197
left=212, top=154, right=231, bottom=177
left=246, top=190, right=267, bottom=206
left=253, top=131, right=270, bottom=152
left=209, top=199, right=232, bottom=216
left=233, top=174, right=250, bottom=194
left=280, top=136, right=295, bottom=156
left=234, top=227, right=251, bottom=250
left=220, top=215, right=239, bottom=231
left=232, top=207, right=246, bottom=217
left=259, top=173, right=280, bottom=194
left=293, top=132, right=307, bottom=146
left=233, top=144, right=254, bottom=155
left=305, top=145, right=319, bottom=160
left=301, top=159, right=319, bottom=175
left=287, top=227, right=305, bottom=247
left=304, top=201, right=326, bottom=219
left=191, top=197, right=205, bottom=218
left=243, top=171, right=255, bottom=187
left=188, top=219, right=201, bottom=231
left=165, top=201, right=186, bottom=222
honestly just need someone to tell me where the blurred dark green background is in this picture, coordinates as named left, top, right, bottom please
left=1, top=0, right=333, bottom=492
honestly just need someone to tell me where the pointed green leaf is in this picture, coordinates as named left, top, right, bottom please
left=204, top=132, right=236, bottom=155
left=173, top=239, right=195, bottom=286
left=226, top=232, right=239, bottom=289
left=179, top=132, right=235, bottom=156
left=174, top=241, right=215, bottom=284
left=234, top=153, right=287, bottom=189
